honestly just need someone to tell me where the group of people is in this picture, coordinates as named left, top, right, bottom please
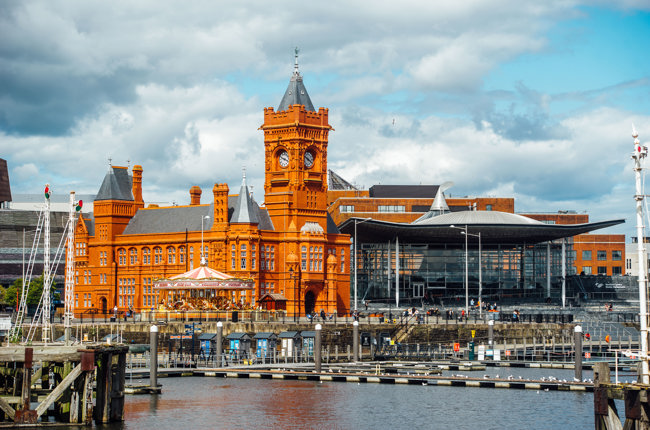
left=469, top=299, right=499, bottom=311
left=308, top=309, right=334, bottom=322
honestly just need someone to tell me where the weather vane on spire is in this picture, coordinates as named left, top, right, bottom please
left=294, top=46, right=300, bottom=74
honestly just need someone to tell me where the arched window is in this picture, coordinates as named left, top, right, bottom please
left=143, top=247, right=151, bottom=264
left=179, top=246, right=185, bottom=264
left=154, top=247, right=163, bottom=264
left=340, top=249, right=345, bottom=273
left=167, top=246, right=176, bottom=264
left=129, top=248, right=138, bottom=265
left=301, top=246, right=307, bottom=271
left=117, top=248, right=126, bottom=265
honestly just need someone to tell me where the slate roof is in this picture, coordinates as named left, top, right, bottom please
left=226, top=332, right=251, bottom=341
left=326, top=213, right=340, bottom=234
left=328, top=170, right=358, bottom=191
left=278, top=55, right=315, bottom=112
left=95, top=166, right=133, bottom=201
left=122, top=205, right=212, bottom=235
left=82, top=215, right=95, bottom=236
left=253, top=332, right=278, bottom=340
left=278, top=331, right=301, bottom=339
left=231, top=174, right=259, bottom=224
left=369, top=184, right=439, bottom=199
left=121, top=195, right=273, bottom=235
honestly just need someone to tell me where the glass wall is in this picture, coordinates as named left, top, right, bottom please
left=353, top=239, right=574, bottom=304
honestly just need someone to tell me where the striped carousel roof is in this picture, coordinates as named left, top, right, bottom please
left=154, top=265, right=253, bottom=290
left=170, top=266, right=234, bottom=281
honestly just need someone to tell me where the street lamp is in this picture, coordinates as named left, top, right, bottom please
left=462, top=230, right=482, bottom=317
left=353, top=217, right=372, bottom=311
left=450, top=225, right=483, bottom=318
left=201, top=215, right=210, bottom=266
left=450, top=224, right=469, bottom=318
left=289, top=267, right=298, bottom=320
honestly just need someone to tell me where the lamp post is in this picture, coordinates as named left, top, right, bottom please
left=462, top=230, right=482, bottom=317
left=201, top=215, right=210, bottom=266
left=450, top=225, right=469, bottom=318
left=289, top=267, right=298, bottom=321
left=353, top=218, right=372, bottom=311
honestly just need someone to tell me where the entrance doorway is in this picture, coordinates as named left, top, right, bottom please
left=100, top=297, right=107, bottom=314
left=304, top=291, right=316, bottom=316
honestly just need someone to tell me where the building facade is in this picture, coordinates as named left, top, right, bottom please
left=71, top=61, right=351, bottom=317
left=328, top=182, right=625, bottom=279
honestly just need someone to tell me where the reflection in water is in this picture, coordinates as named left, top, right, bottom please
left=107, top=370, right=600, bottom=430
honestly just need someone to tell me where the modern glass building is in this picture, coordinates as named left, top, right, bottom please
left=339, top=210, right=624, bottom=306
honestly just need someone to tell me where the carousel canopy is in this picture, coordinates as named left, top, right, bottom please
left=153, top=266, right=253, bottom=290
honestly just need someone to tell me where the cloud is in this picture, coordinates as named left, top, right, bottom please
left=1, top=0, right=648, bottom=243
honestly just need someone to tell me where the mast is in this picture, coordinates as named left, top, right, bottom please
left=42, top=184, right=51, bottom=344
left=633, top=126, right=649, bottom=384
left=64, top=192, right=81, bottom=344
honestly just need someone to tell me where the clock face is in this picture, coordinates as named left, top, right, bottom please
left=304, top=151, right=314, bottom=168
left=279, top=150, right=289, bottom=168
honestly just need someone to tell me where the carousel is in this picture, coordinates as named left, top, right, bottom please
left=153, top=265, right=254, bottom=311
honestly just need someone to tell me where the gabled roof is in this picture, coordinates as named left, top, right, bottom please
left=278, top=50, right=315, bottom=112
left=326, top=212, right=340, bottom=234
left=95, top=166, right=133, bottom=201
left=328, top=170, right=358, bottom=191
left=278, top=331, right=301, bottom=339
left=226, top=332, right=251, bottom=340
left=81, top=214, right=95, bottom=236
left=122, top=205, right=212, bottom=235
left=121, top=193, right=273, bottom=235
left=253, top=332, right=278, bottom=340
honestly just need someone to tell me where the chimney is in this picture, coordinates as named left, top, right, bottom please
left=212, top=183, right=229, bottom=230
left=132, top=165, right=144, bottom=209
left=189, top=186, right=202, bottom=205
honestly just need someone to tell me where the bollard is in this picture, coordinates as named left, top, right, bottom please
left=574, top=325, right=583, bottom=382
left=315, top=324, right=322, bottom=373
left=216, top=321, right=223, bottom=367
left=353, top=321, right=359, bottom=362
left=488, top=320, right=494, bottom=347
left=150, top=325, right=159, bottom=390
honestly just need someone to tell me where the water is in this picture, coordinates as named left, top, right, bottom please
left=97, top=367, right=611, bottom=430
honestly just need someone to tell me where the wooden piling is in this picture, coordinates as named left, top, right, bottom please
left=0, top=344, right=128, bottom=426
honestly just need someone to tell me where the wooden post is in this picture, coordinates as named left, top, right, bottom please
left=574, top=325, right=582, bottom=382
left=110, top=351, right=126, bottom=422
left=593, top=362, right=622, bottom=430
left=315, top=324, right=322, bottom=373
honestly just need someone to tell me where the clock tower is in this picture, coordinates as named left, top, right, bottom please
left=262, top=50, right=332, bottom=232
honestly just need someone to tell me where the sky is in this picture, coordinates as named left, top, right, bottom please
left=2, top=0, right=650, bottom=239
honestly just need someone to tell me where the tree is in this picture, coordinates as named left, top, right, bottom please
left=3, top=276, right=58, bottom=308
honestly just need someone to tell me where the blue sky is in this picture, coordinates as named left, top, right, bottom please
left=1, top=0, right=650, bottom=239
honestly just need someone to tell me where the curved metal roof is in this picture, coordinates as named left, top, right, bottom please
left=339, top=211, right=625, bottom=245
left=413, top=210, right=545, bottom=226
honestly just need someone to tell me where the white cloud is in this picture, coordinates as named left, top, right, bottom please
left=1, top=0, right=649, bottom=243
